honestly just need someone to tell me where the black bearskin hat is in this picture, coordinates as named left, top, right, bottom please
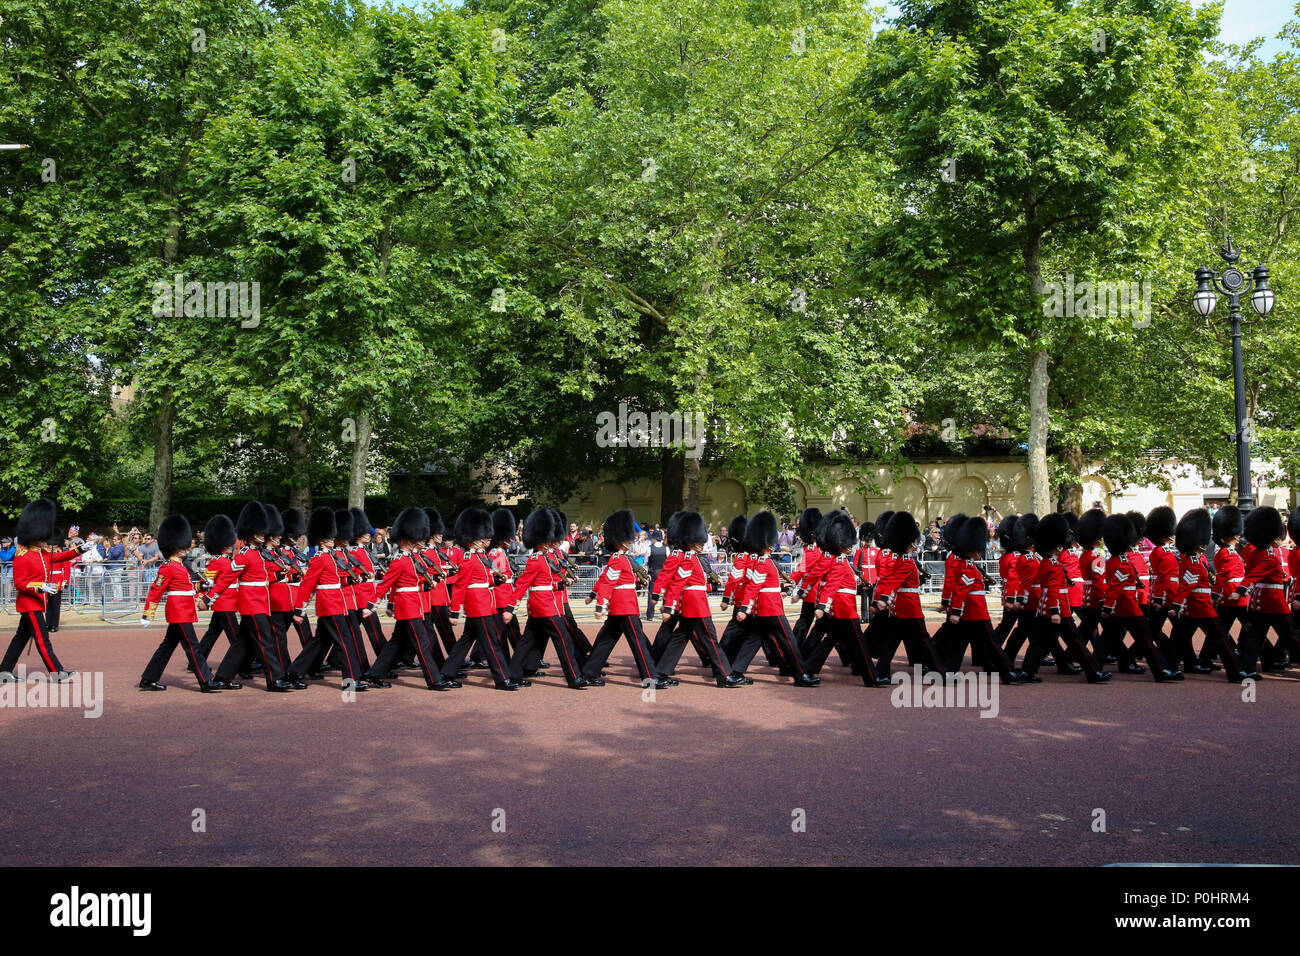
left=1011, top=513, right=1038, bottom=552
left=820, top=510, right=857, bottom=555
left=1287, top=508, right=1300, bottom=547
left=1102, top=514, right=1135, bottom=556
left=677, top=511, right=708, bottom=547
left=602, top=509, right=636, bottom=549
left=1077, top=508, right=1106, bottom=549
left=996, top=514, right=1019, bottom=551
left=236, top=501, right=270, bottom=539
left=1063, top=511, right=1079, bottom=545
left=156, top=514, right=192, bottom=556
left=858, top=520, right=875, bottom=544
left=454, top=507, right=493, bottom=547
left=796, top=507, right=822, bottom=545
left=1146, top=505, right=1176, bottom=543
left=941, top=514, right=968, bottom=549
left=745, top=511, right=779, bottom=553
left=1175, top=508, right=1211, bottom=555
left=391, top=507, right=430, bottom=545
left=884, top=511, right=920, bottom=555
left=204, top=514, right=236, bottom=554
left=1126, top=510, right=1147, bottom=540
left=1212, top=505, right=1242, bottom=547
left=523, top=509, right=556, bottom=550
left=950, top=515, right=989, bottom=556
left=307, top=507, right=337, bottom=546
left=491, top=507, right=517, bottom=546
left=664, top=511, right=685, bottom=549
left=264, top=504, right=284, bottom=538
left=425, top=508, right=446, bottom=538
left=874, top=510, right=895, bottom=548
left=15, top=498, right=56, bottom=546
left=334, top=508, right=354, bottom=544
left=349, top=507, right=372, bottom=539
left=1244, top=505, right=1285, bottom=549
left=727, top=514, right=748, bottom=546
left=281, top=507, right=305, bottom=540
left=1034, top=513, right=1070, bottom=554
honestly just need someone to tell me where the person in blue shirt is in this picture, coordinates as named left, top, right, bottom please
left=0, top=538, right=15, bottom=563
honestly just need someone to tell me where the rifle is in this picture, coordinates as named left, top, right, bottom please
left=697, top=551, right=723, bottom=590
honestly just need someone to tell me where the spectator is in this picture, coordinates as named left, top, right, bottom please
left=107, top=534, right=125, bottom=562
left=778, top=522, right=795, bottom=553
left=138, top=532, right=162, bottom=585
left=576, top=527, right=596, bottom=558
left=568, top=522, right=579, bottom=544
left=369, top=527, right=393, bottom=562
left=67, top=525, right=84, bottom=549
left=630, top=529, right=650, bottom=565
left=0, top=537, right=15, bottom=564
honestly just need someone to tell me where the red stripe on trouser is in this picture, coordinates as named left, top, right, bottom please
left=688, top=617, right=725, bottom=675
left=178, top=623, right=211, bottom=686
left=343, top=614, right=367, bottom=668
left=27, top=612, right=58, bottom=671
left=248, top=616, right=281, bottom=681
left=623, top=616, right=655, bottom=678
left=325, top=616, right=358, bottom=680
left=773, top=616, right=801, bottom=674
left=479, top=616, right=508, bottom=677
left=547, top=617, right=578, bottom=679
left=405, top=620, right=436, bottom=683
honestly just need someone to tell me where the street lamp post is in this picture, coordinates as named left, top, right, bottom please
left=1192, top=237, right=1275, bottom=512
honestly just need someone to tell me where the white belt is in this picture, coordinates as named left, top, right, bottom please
left=837, top=588, right=856, bottom=595
left=897, top=588, right=919, bottom=593
left=468, top=582, right=491, bottom=589
left=614, top=584, right=636, bottom=590
left=759, top=587, right=781, bottom=593
left=164, top=590, right=194, bottom=598
left=317, top=583, right=341, bottom=590
left=241, top=581, right=268, bottom=587
left=1070, top=578, right=1084, bottom=584
left=528, top=586, right=551, bottom=592
left=395, top=587, right=420, bottom=593
left=1122, top=586, right=1137, bottom=591
left=228, top=582, right=240, bottom=588
left=1256, top=583, right=1284, bottom=589
left=1192, top=588, right=1212, bottom=594
left=969, top=590, right=985, bottom=595
left=684, top=585, right=706, bottom=591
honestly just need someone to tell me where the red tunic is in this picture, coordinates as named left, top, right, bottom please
left=450, top=550, right=496, bottom=618
left=13, top=548, right=79, bottom=613
left=143, top=559, right=201, bottom=623
left=489, top=547, right=515, bottom=609
left=1173, top=553, right=1216, bottom=618
left=875, top=554, right=922, bottom=618
left=1147, top=544, right=1180, bottom=604
left=511, top=552, right=564, bottom=618
left=723, top=553, right=749, bottom=603
left=998, top=551, right=1020, bottom=607
left=665, top=552, right=712, bottom=617
left=1103, top=553, right=1144, bottom=617
left=297, top=549, right=346, bottom=617
left=1213, top=545, right=1247, bottom=608
left=593, top=552, right=641, bottom=615
left=206, top=555, right=239, bottom=612
left=814, top=556, right=860, bottom=619
left=1020, top=553, right=1042, bottom=614
left=1078, top=547, right=1106, bottom=609
left=947, top=559, right=991, bottom=622
left=373, top=551, right=424, bottom=620
left=1035, top=556, right=1072, bottom=617
left=738, top=555, right=786, bottom=616
left=1062, top=547, right=1085, bottom=607
left=1239, top=546, right=1291, bottom=614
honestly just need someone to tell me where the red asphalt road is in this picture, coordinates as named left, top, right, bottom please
left=1, top=623, right=1297, bottom=867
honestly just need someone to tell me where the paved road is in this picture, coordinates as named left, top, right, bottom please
left=1, top=625, right=1296, bottom=866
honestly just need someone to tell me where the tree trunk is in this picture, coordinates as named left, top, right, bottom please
left=148, top=392, right=174, bottom=530
left=684, top=451, right=701, bottom=512
left=1023, top=226, right=1052, bottom=514
left=1057, top=442, right=1085, bottom=512
left=660, top=448, right=684, bottom=523
left=286, top=419, right=312, bottom=512
left=347, top=410, right=372, bottom=509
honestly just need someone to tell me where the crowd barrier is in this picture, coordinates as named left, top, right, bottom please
left=0, top=555, right=1005, bottom=623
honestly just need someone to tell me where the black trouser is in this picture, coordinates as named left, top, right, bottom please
left=141, top=621, right=214, bottom=688
left=719, top=609, right=751, bottom=661
left=561, top=602, right=593, bottom=659
left=360, top=611, right=386, bottom=656
left=1103, top=614, right=1173, bottom=677
left=654, top=616, right=732, bottom=681
left=1021, top=615, right=1101, bottom=678
left=1171, top=616, right=1243, bottom=680
left=426, top=606, right=457, bottom=655
left=291, top=614, right=364, bottom=682
left=287, top=612, right=313, bottom=652
left=367, top=618, right=444, bottom=687
left=732, top=613, right=807, bottom=678
left=650, top=614, right=684, bottom=660
left=511, top=615, right=583, bottom=683
left=875, top=616, right=942, bottom=677
left=269, top=611, right=296, bottom=675
left=1237, top=612, right=1300, bottom=673
left=1144, top=599, right=1173, bottom=647
left=216, top=613, right=287, bottom=687
left=198, top=610, right=241, bottom=661
left=863, top=609, right=890, bottom=659
left=1001, top=610, right=1036, bottom=665
left=792, top=602, right=817, bottom=648
left=2, top=609, right=64, bottom=673
left=582, top=613, right=660, bottom=681
left=1202, top=606, right=1246, bottom=664
left=800, top=614, right=845, bottom=666
left=46, top=590, right=62, bottom=631
left=937, top=618, right=1016, bottom=676
left=1076, top=607, right=1103, bottom=658
left=645, top=570, right=663, bottom=618
left=440, top=614, right=512, bottom=684
left=805, top=616, right=879, bottom=681
left=992, top=606, right=1022, bottom=648
left=338, top=610, right=373, bottom=673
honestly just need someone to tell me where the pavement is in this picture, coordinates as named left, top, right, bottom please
left=1, top=620, right=1297, bottom=867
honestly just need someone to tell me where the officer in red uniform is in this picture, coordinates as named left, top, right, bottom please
left=550, top=509, right=593, bottom=665
left=789, top=508, right=827, bottom=650
left=719, top=515, right=755, bottom=662
left=805, top=510, right=890, bottom=685
left=288, top=507, right=368, bottom=689
left=507, top=509, right=587, bottom=687
left=862, top=510, right=895, bottom=658
left=991, top=514, right=1023, bottom=650
left=934, top=515, right=1023, bottom=682
left=208, top=501, right=298, bottom=692
left=853, top=520, right=879, bottom=620
left=348, top=507, right=386, bottom=658
left=1168, top=508, right=1250, bottom=682
left=1100, top=513, right=1181, bottom=681
left=197, top=514, right=243, bottom=664
left=649, top=512, right=687, bottom=662
left=0, top=499, right=86, bottom=680
left=1075, top=509, right=1109, bottom=665
left=1234, top=506, right=1300, bottom=673
left=1201, top=505, right=1247, bottom=669
left=1001, top=514, right=1039, bottom=665
left=441, top=508, right=519, bottom=690
left=278, top=508, right=312, bottom=652
left=1018, top=513, right=1111, bottom=683
left=366, top=507, right=448, bottom=688
left=872, top=511, right=943, bottom=677
left=583, top=510, right=670, bottom=688
left=422, top=509, right=458, bottom=656
left=1143, top=506, right=1180, bottom=645
left=47, top=534, right=77, bottom=632
left=729, top=511, right=817, bottom=685
left=489, top=508, right=520, bottom=658
left=138, top=514, right=219, bottom=691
